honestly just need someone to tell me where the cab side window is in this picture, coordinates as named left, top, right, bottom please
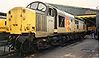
left=59, top=15, right=65, bottom=27
left=75, top=20, right=79, bottom=29
left=75, top=20, right=79, bottom=24
left=48, top=8, right=54, bottom=17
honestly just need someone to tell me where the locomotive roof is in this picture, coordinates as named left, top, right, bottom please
left=46, top=2, right=75, bottom=18
left=56, top=8, right=74, bottom=18
left=28, top=1, right=75, bottom=18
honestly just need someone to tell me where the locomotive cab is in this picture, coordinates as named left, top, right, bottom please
left=27, top=1, right=58, bottom=37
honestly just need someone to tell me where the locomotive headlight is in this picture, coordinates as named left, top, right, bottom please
left=32, top=27, right=35, bottom=30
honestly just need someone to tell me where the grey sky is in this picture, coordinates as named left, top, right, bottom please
left=0, top=0, right=99, bottom=12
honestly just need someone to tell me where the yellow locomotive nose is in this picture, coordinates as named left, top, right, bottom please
left=7, top=7, right=36, bottom=34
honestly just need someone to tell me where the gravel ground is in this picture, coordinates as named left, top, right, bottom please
left=0, top=36, right=99, bottom=58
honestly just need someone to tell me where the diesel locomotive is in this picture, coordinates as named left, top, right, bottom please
left=3, top=1, right=87, bottom=53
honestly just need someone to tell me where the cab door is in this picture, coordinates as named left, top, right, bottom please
left=47, top=8, right=55, bottom=33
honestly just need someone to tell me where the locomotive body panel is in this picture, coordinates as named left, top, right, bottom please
left=57, top=10, right=66, bottom=33
left=47, top=16, right=54, bottom=33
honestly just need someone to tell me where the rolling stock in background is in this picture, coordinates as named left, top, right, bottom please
left=0, top=13, right=6, bottom=33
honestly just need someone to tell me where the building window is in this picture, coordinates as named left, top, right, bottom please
left=59, top=15, right=65, bottom=27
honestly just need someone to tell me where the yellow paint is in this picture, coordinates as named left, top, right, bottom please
left=6, top=7, right=36, bottom=34
left=0, top=19, right=6, bottom=32
left=75, top=15, right=96, bottom=18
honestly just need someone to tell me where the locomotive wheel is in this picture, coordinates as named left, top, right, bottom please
left=61, top=36, right=68, bottom=46
left=21, top=35, right=37, bottom=54
left=50, top=36, right=60, bottom=46
left=14, top=33, right=37, bottom=55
